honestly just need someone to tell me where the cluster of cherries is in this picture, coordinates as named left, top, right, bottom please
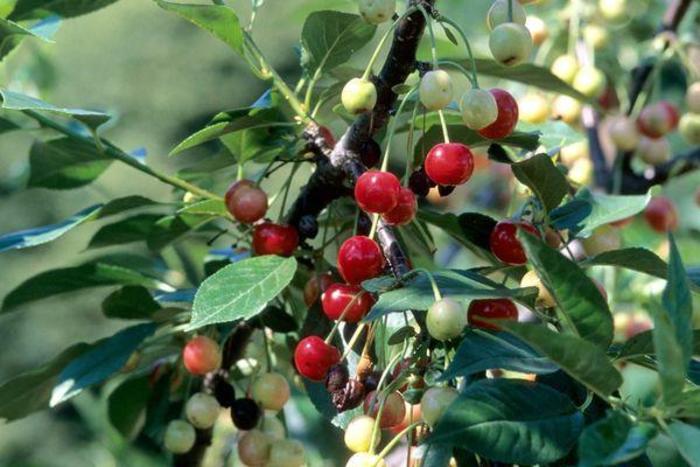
left=163, top=336, right=305, bottom=466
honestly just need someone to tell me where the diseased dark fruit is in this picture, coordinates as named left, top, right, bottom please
left=212, top=376, right=236, bottom=408
left=230, top=397, right=262, bottom=431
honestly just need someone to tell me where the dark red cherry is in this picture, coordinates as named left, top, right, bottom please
left=424, top=143, right=474, bottom=186
left=468, top=299, right=518, bottom=330
left=644, top=196, right=678, bottom=233
left=228, top=185, right=268, bottom=224
left=478, top=89, right=519, bottom=139
left=294, top=336, right=341, bottom=381
left=337, top=235, right=385, bottom=285
left=252, top=222, right=299, bottom=257
left=321, top=283, right=375, bottom=323
left=489, top=220, right=539, bottom=265
left=382, top=187, right=417, bottom=226
left=354, top=170, right=401, bottom=213
left=360, top=139, right=381, bottom=167
left=224, top=179, right=254, bottom=208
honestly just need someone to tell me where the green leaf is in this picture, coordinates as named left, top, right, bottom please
left=87, top=214, right=162, bottom=249
left=0, top=204, right=102, bottom=253
left=417, top=209, right=497, bottom=255
left=0, top=343, right=92, bottom=422
left=517, top=121, right=584, bottom=149
left=617, top=330, right=700, bottom=361
left=178, top=199, right=228, bottom=217
left=301, top=11, right=376, bottom=75
left=497, top=322, right=623, bottom=398
left=154, top=0, right=243, bottom=55
left=97, top=196, right=159, bottom=218
left=1, top=258, right=167, bottom=312
left=50, top=323, right=156, bottom=406
left=10, top=0, right=120, bottom=20
left=664, top=388, right=700, bottom=419
left=581, top=248, right=668, bottom=279
left=572, top=188, right=650, bottom=237
left=107, top=376, right=151, bottom=439
left=667, top=422, right=700, bottom=466
left=146, top=213, right=215, bottom=251
left=429, top=378, right=584, bottom=465
left=189, top=255, right=297, bottom=330
left=441, top=329, right=558, bottom=380
left=27, top=137, right=112, bottom=189
left=520, top=232, right=613, bottom=348
left=578, top=411, right=657, bottom=467
left=0, top=16, right=54, bottom=42
left=102, top=286, right=161, bottom=320
left=220, top=123, right=294, bottom=164
left=0, top=89, right=110, bottom=129
left=511, top=154, right=569, bottom=212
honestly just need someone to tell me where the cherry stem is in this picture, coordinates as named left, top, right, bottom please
left=368, top=213, right=381, bottom=240
left=380, top=86, right=418, bottom=172
left=508, top=0, right=514, bottom=22
left=438, top=17, right=479, bottom=88
left=417, top=5, right=439, bottom=69
left=324, top=291, right=365, bottom=345
left=369, top=352, right=405, bottom=454
left=376, top=421, right=424, bottom=459
left=403, top=268, right=442, bottom=301
left=340, top=323, right=369, bottom=360
left=362, top=7, right=418, bottom=81
left=437, top=109, right=451, bottom=143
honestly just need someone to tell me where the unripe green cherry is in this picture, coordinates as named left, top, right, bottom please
left=238, top=429, right=271, bottom=466
left=342, top=78, right=377, bottom=115
left=420, top=386, right=458, bottom=427
left=520, top=270, right=555, bottom=308
left=519, top=93, right=550, bottom=124
left=487, top=0, right=526, bottom=30
left=582, top=225, right=621, bottom=257
left=345, top=415, right=380, bottom=453
left=679, top=113, right=700, bottom=145
left=268, top=439, right=306, bottom=467
left=419, top=70, right=453, bottom=111
left=583, top=24, right=610, bottom=50
left=489, top=23, right=533, bottom=67
left=358, top=0, right=396, bottom=24
left=573, top=66, right=606, bottom=98
left=251, top=372, right=290, bottom=412
left=346, top=452, right=388, bottom=467
left=552, top=94, right=582, bottom=124
left=461, top=88, right=498, bottom=130
left=426, top=298, right=466, bottom=341
left=164, top=420, right=196, bottom=454
left=608, top=116, right=640, bottom=151
left=185, top=392, right=220, bottom=429
left=261, top=414, right=286, bottom=440
left=687, top=82, right=700, bottom=113
left=599, top=0, right=628, bottom=24
left=550, top=55, right=579, bottom=84
left=636, top=136, right=671, bottom=165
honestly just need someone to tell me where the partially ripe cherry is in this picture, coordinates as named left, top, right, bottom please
left=608, top=116, right=640, bottom=151
left=294, top=336, right=341, bottom=381
left=420, top=386, right=458, bottom=427
left=183, top=335, right=222, bottom=375
left=252, top=222, right=299, bottom=257
left=337, top=235, right=385, bottom=285
left=525, top=15, right=548, bottom=46
left=358, top=0, right=396, bottom=24
left=268, top=439, right=306, bottom=467
left=487, top=0, right=526, bottom=30
left=489, top=23, right=533, bottom=67
left=164, top=420, right=196, bottom=454
left=581, top=225, right=621, bottom=256
left=261, top=414, right=286, bottom=440
left=467, top=299, right=519, bottom=330
left=551, top=55, right=579, bottom=85
left=382, top=187, right=417, bottom=226
left=345, top=415, right=380, bottom=453
left=637, top=101, right=679, bottom=138
left=342, top=78, right=377, bottom=115
left=363, top=390, right=406, bottom=428
left=478, top=89, right=519, bottom=139
left=230, top=397, right=262, bottom=431
left=238, top=429, right=271, bottom=466
left=251, top=372, right=291, bottom=411
left=489, top=220, right=539, bottom=265
left=687, top=82, right=700, bottom=113
left=185, top=392, right=221, bottom=429
left=424, top=143, right=474, bottom=186
left=679, top=113, right=700, bottom=145
left=354, top=170, right=401, bottom=214
left=303, top=272, right=334, bottom=306
left=461, top=88, right=498, bottom=130
left=636, top=136, right=670, bottom=165
left=322, top=283, right=375, bottom=323
left=224, top=179, right=254, bottom=208
left=426, top=298, right=466, bottom=341
left=644, top=197, right=678, bottom=233
left=419, top=70, right=453, bottom=111
left=228, top=185, right=268, bottom=224
left=346, top=453, right=388, bottom=467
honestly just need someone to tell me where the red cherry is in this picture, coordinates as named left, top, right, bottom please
left=382, top=187, right=417, bottom=226
left=183, top=336, right=222, bottom=375
left=252, top=222, right=299, bottom=257
left=228, top=186, right=268, bottom=224
left=489, top=220, right=539, bottom=265
left=644, top=196, right=678, bottom=233
left=658, top=101, right=679, bottom=129
left=363, top=390, right=406, bottom=428
left=321, top=283, right=375, bottom=323
left=467, top=299, right=518, bottom=330
left=478, top=89, right=519, bottom=139
left=224, top=179, right=254, bottom=208
left=637, top=101, right=679, bottom=138
left=354, top=170, right=401, bottom=213
left=303, top=272, right=334, bottom=306
left=337, top=235, right=385, bottom=285
left=424, top=143, right=475, bottom=186
left=293, top=336, right=341, bottom=381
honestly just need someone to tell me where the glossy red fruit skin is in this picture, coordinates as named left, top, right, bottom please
left=489, top=220, right=539, bottom=265
left=354, top=170, right=401, bottom=213
left=637, top=101, right=679, bottom=138
left=252, top=222, right=299, bottom=257
left=183, top=336, right=222, bottom=375
left=337, top=236, right=385, bottom=285
left=224, top=180, right=254, bottom=208
left=424, top=143, right=475, bottom=186
left=478, top=89, right=519, bottom=139
left=468, top=299, right=518, bottom=330
left=229, top=186, right=268, bottom=224
left=294, top=336, right=341, bottom=381
left=644, top=197, right=678, bottom=233
left=321, top=283, right=375, bottom=323
left=382, top=187, right=417, bottom=226
left=658, top=101, right=679, bottom=129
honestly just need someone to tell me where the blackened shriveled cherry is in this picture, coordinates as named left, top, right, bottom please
left=409, top=168, right=435, bottom=197
left=360, top=139, right=381, bottom=167
left=478, top=88, right=519, bottom=139
left=326, top=364, right=350, bottom=393
left=252, top=222, right=299, bottom=257
left=424, top=143, right=474, bottom=186
left=337, top=235, right=385, bottom=285
left=354, top=170, right=401, bottom=214
left=213, top=376, right=236, bottom=408
left=230, top=398, right=262, bottom=430
left=468, top=299, right=518, bottom=330
left=321, top=283, right=375, bottom=323
left=489, top=219, right=539, bottom=265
